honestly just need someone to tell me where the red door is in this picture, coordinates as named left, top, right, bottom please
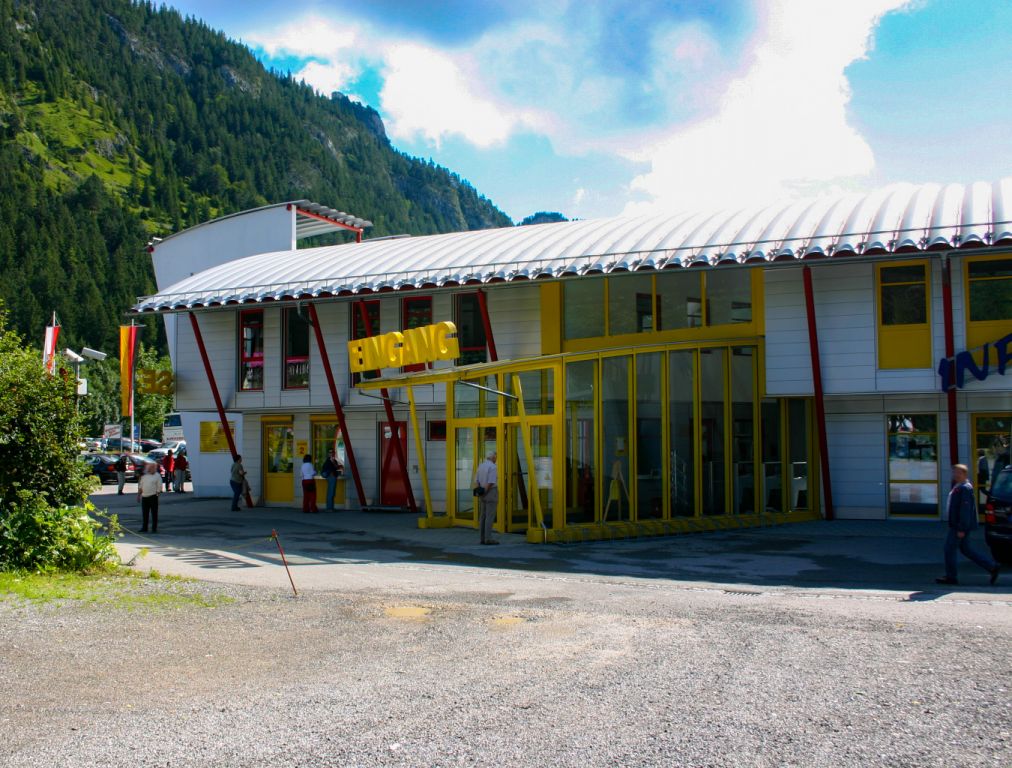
left=380, top=422, right=409, bottom=507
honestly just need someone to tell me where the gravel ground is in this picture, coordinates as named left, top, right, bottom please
left=1, top=574, right=1010, bottom=768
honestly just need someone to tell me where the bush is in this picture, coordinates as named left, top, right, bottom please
left=0, top=492, right=119, bottom=573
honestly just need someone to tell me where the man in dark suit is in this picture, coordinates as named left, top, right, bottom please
left=937, top=464, right=1000, bottom=586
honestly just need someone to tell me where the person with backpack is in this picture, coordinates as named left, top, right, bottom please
left=936, top=464, right=1000, bottom=586
left=115, top=454, right=128, bottom=495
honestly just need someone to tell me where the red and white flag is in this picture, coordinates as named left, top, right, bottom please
left=42, top=315, right=60, bottom=375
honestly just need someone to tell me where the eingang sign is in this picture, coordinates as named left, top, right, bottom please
left=348, top=321, right=460, bottom=374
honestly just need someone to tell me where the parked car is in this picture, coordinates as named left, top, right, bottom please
left=148, top=440, right=186, bottom=462
left=983, top=467, right=1012, bottom=566
left=83, top=437, right=106, bottom=452
left=138, top=439, right=162, bottom=453
left=105, top=437, right=143, bottom=453
left=81, top=454, right=137, bottom=484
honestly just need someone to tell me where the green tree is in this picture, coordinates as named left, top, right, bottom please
left=133, top=343, right=173, bottom=440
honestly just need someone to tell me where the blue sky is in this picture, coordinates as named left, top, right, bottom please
left=169, top=0, right=1012, bottom=222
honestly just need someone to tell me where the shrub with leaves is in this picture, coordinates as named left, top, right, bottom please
left=0, top=493, right=118, bottom=572
left=0, top=309, right=112, bottom=571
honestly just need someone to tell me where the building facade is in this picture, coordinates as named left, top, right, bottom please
left=135, top=183, right=1012, bottom=542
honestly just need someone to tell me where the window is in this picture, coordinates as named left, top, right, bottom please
left=657, top=271, right=703, bottom=330
left=609, top=274, right=655, bottom=335
left=238, top=310, right=264, bottom=391
left=427, top=420, right=447, bottom=441
left=886, top=414, right=939, bottom=517
left=351, top=300, right=381, bottom=383
left=563, top=280, right=605, bottom=339
left=967, top=257, right=1012, bottom=322
left=877, top=261, right=931, bottom=369
left=311, top=421, right=346, bottom=474
left=282, top=307, right=310, bottom=389
left=971, top=413, right=1011, bottom=492
left=455, top=292, right=487, bottom=365
left=562, top=271, right=753, bottom=342
left=402, top=296, right=433, bottom=372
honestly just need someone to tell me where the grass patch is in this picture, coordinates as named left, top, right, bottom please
left=0, top=569, right=233, bottom=609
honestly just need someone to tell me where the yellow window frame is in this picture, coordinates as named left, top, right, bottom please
left=963, top=253, right=1012, bottom=355
left=876, top=259, right=932, bottom=369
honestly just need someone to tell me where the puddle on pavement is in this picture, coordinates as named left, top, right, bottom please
left=383, top=605, right=432, bottom=621
left=490, top=615, right=526, bottom=628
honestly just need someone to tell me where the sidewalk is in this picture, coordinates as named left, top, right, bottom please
left=91, top=486, right=1011, bottom=602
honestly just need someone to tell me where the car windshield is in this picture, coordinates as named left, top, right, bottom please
left=992, top=470, right=1012, bottom=500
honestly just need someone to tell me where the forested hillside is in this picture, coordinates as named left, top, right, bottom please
left=0, top=0, right=511, bottom=354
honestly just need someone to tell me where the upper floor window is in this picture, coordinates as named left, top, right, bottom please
left=283, top=307, right=310, bottom=389
left=402, top=296, right=433, bottom=372
left=351, top=300, right=381, bottom=383
left=238, top=309, right=264, bottom=391
left=562, top=270, right=750, bottom=342
left=967, top=257, right=1012, bottom=323
left=876, top=261, right=931, bottom=369
left=456, top=292, right=487, bottom=365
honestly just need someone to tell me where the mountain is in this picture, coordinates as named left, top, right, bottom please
left=519, top=211, right=568, bottom=226
left=0, top=0, right=512, bottom=354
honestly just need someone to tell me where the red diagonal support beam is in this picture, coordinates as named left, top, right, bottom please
left=290, top=205, right=364, bottom=243
left=802, top=266, right=834, bottom=521
left=307, top=302, right=367, bottom=507
left=357, top=301, right=417, bottom=512
left=188, top=311, right=253, bottom=508
left=941, top=257, right=960, bottom=466
left=475, top=289, right=498, bottom=361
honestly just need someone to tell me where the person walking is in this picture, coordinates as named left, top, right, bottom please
left=162, top=449, right=175, bottom=492
left=937, top=463, right=1000, bottom=586
left=300, top=454, right=319, bottom=514
left=136, top=461, right=162, bottom=533
left=229, top=455, right=246, bottom=511
left=173, top=452, right=188, bottom=493
left=115, top=453, right=128, bottom=495
left=321, top=448, right=343, bottom=511
left=476, top=450, right=498, bottom=545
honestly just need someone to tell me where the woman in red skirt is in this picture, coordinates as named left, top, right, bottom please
left=300, top=454, right=319, bottom=513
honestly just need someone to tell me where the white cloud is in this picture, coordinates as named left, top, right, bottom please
left=624, top=0, right=911, bottom=214
left=295, top=60, right=355, bottom=95
left=248, top=15, right=357, bottom=60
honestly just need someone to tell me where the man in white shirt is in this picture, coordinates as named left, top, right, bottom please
left=136, top=462, right=162, bottom=533
left=476, top=450, right=498, bottom=545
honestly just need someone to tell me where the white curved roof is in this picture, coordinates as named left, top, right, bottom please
left=134, top=178, right=1012, bottom=313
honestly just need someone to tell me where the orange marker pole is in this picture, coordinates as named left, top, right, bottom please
left=272, top=529, right=298, bottom=597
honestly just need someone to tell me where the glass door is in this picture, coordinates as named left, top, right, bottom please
left=505, top=426, right=530, bottom=532
left=263, top=422, right=294, bottom=503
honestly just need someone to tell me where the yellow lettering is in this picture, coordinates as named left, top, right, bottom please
left=347, top=339, right=367, bottom=373
left=348, top=322, right=460, bottom=380
left=434, top=321, right=460, bottom=358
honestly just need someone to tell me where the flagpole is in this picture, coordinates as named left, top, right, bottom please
left=130, top=319, right=136, bottom=454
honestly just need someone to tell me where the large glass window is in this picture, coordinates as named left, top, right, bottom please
left=311, top=422, right=346, bottom=473
left=602, top=356, right=631, bottom=522
left=635, top=353, right=663, bottom=519
left=668, top=350, right=696, bottom=517
left=453, top=376, right=499, bottom=419
left=507, top=368, right=555, bottom=417
left=787, top=400, right=810, bottom=510
left=456, top=293, right=488, bottom=365
left=880, top=264, right=928, bottom=325
left=887, top=414, right=939, bottom=517
left=760, top=399, right=783, bottom=513
left=967, top=258, right=1012, bottom=322
left=402, top=296, right=433, bottom=372
left=238, top=309, right=264, bottom=391
left=657, top=271, right=703, bottom=330
left=565, top=359, right=597, bottom=525
left=700, top=348, right=726, bottom=515
left=564, top=280, right=606, bottom=339
left=351, top=300, right=381, bottom=383
left=282, top=307, right=310, bottom=389
left=730, top=347, right=755, bottom=514
left=973, top=414, right=1011, bottom=494
left=454, top=427, right=476, bottom=521
left=609, top=274, right=655, bottom=335
left=706, top=270, right=752, bottom=325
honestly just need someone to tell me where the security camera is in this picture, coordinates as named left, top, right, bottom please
left=63, top=349, right=85, bottom=363
left=81, top=347, right=107, bottom=361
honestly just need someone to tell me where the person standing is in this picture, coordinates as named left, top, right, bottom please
left=173, top=452, right=188, bottom=493
left=162, top=449, right=175, bottom=492
left=229, top=455, right=246, bottom=512
left=476, top=450, right=498, bottom=545
left=136, top=462, right=162, bottom=533
left=937, top=464, right=1000, bottom=586
left=321, top=448, right=343, bottom=511
left=115, top=453, right=128, bottom=495
left=300, top=454, right=319, bottom=514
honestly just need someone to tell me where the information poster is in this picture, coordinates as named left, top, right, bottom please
left=199, top=421, right=236, bottom=453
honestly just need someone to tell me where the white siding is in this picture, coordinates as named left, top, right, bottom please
left=174, top=311, right=236, bottom=411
